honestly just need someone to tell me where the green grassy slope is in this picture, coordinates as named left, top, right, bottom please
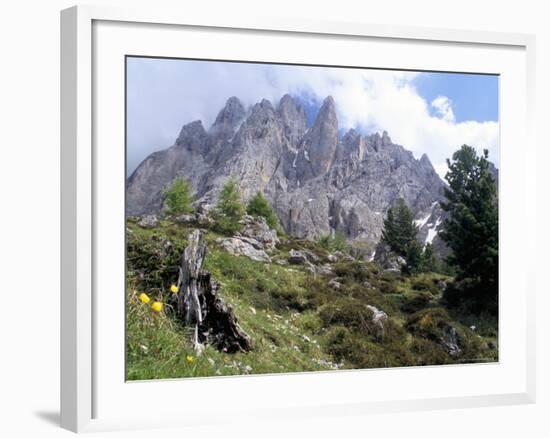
left=126, top=218, right=498, bottom=381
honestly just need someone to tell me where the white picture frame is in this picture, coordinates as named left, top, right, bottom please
left=60, top=4, right=537, bottom=433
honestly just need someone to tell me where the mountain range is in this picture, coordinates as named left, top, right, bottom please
left=127, top=94, right=452, bottom=256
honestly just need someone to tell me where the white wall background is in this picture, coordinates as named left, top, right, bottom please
left=0, top=1, right=546, bottom=437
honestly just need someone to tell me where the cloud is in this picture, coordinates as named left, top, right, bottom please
left=431, top=96, right=455, bottom=122
left=127, top=58, right=499, bottom=179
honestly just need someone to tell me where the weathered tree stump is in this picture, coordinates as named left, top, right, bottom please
left=175, top=230, right=253, bottom=353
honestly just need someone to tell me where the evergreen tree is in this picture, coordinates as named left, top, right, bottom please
left=163, top=177, right=193, bottom=216
left=382, top=198, right=419, bottom=257
left=420, top=243, right=438, bottom=273
left=214, top=177, right=245, bottom=234
left=440, top=145, right=498, bottom=313
left=246, top=191, right=279, bottom=229
left=403, top=240, right=423, bottom=275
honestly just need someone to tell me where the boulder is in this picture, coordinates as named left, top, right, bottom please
left=137, top=215, right=158, bottom=228
left=327, top=254, right=338, bottom=263
left=332, top=250, right=354, bottom=262
left=316, top=264, right=333, bottom=275
left=238, top=215, right=279, bottom=250
left=373, top=242, right=406, bottom=272
left=440, top=326, right=461, bottom=356
left=174, top=213, right=195, bottom=224
left=328, top=277, right=343, bottom=290
left=366, top=305, right=388, bottom=340
left=288, top=249, right=308, bottom=265
left=216, top=237, right=271, bottom=262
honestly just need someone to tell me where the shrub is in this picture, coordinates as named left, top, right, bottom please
left=399, top=291, right=433, bottom=314
left=247, top=191, right=279, bottom=229
left=318, top=231, right=349, bottom=253
left=333, top=260, right=369, bottom=283
left=406, top=307, right=454, bottom=341
left=163, top=178, right=193, bottom=216
left=318, top=299, right=376, bottom=336
left=324, top=326, right=364, bottom=362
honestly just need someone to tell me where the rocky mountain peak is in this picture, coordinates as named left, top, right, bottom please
left=211, top=96, right=246, bottom=134
left=298, top=95, right=339, bottom=178
left=175, top=120, right=208, bottom=153
left=419, top=153, right=436, bottom=172
left=277, top=94, right=307, bottom=144
left=127, top=94, right=449, bottom=256
left=338, top=128, right=366, bottom=162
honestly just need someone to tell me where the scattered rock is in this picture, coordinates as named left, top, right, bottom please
left=137, top=215, right=158, bottom=228
left=216, top=237, right=271, bottom=262
left=288, top=249, right=308, bottom=264
left=328, top=277, right=343, bottom=290
left=315, top=264, right=333, bottom=275
left=196, top=212, right=214, bottom=226
left=275, top=259, right=289, bottom=265
left=174, top=213, right=195, bottom=224
left=362, top=280, right=373, bottom=289
left=366, top=305, right=388, bottom=340
left=327, top=254, right=338, bottom=263
left=440, top=326, right=461, bottom=356
left=333, top=250, right=354, bottom=262
left=373, top=242, right=406, bottom=272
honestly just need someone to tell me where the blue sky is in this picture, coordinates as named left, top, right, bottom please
left=127, top=57, right=499, bottom=178
left=413, top=72, right=498, bottom=123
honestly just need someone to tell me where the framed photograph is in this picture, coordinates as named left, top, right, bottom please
left=61, top=5, right=536, bottom=433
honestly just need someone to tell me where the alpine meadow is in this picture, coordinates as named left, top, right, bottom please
left=125, top=58, right=499, bottom=380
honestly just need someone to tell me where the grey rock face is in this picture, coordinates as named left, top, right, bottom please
left=127, top=94, right=449, bottom=254
left=277, top=93, right=307, bottom=145
left=297, top=96, right=339, bottom=180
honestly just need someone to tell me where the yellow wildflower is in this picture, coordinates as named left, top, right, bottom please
left=170, top=284, right=179, bottom=294
left=151, top=301, right=163, bottom=313
left=186, top=355, right=194, bottom=364
left=139, top=293, right=150, bottom=304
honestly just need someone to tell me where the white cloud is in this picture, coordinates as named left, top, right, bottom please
left=127, top=59, right=499, bottom=179
left=431, top=95, right=455, bottom=123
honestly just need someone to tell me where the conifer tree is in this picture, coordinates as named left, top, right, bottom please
left=382, top=198, right=419, bottom=257
left=164, top=177, right=193, bottom=216
left=214, top=177, right=245, bottom=234
left=440, top=145, right=498, bottom=313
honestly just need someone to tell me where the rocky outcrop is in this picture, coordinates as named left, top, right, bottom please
left=238, top=215, right=279, bottom=250
left=373, top=242, right=406, bottom=272
left=216, top=237, right=271, bottom=263
left=127, top=94, right=449, bottom=254
left=137, top=215, right=158, bottom=228
left=366, top=305, right=388, bottom=341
